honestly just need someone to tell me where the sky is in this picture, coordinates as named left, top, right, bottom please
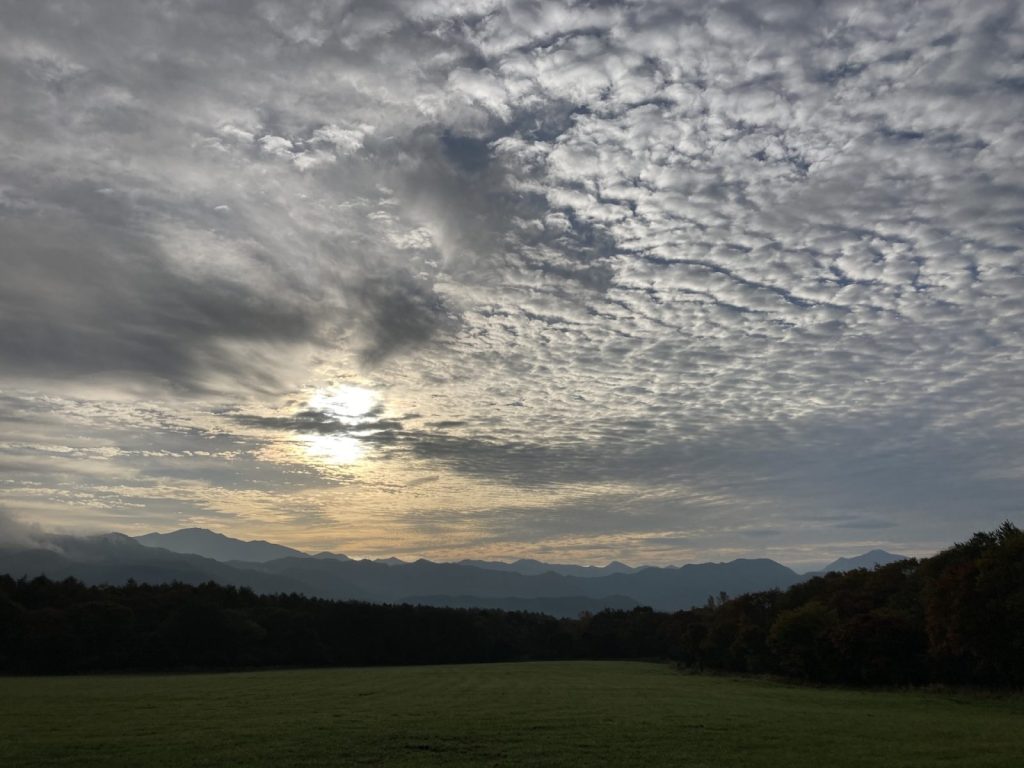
left=0, top=0, right=1022, bottom=568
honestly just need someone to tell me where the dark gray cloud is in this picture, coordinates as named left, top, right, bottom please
left=351, top=274, right=460, bottom=365
left=231, top=408, right=404, bottom=438
left=0, top=212, right=315, bottom=391
left=0, top=0, right=1021, bottom=562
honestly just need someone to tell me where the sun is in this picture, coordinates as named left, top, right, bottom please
left=308, top=385, right=378, bottom=422
left=300, top=384, right=378, bottom=467
left=302, top=434, right=364, bottom=467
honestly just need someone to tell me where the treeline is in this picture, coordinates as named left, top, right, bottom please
left=674, top=521, right=1024, bottom=686
left=0, top=577, right=674, bottom=674
left=1, top=523, right=1021, bottom=686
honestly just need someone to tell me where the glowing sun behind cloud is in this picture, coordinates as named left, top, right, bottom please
left=309, top=385, right=378, bottom=422
left=302, top=434, right=364, bottom=467
left=298, top=385, right=379, bottom=467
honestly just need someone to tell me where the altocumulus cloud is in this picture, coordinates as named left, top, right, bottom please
left=0, top=0, right=1021, bottom=565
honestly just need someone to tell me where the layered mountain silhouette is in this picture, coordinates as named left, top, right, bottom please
left=0, top=533, right=313, bottom=595
left=0, top=527, right=904, bottom=617
left=457, top=558, right=641, bottom=578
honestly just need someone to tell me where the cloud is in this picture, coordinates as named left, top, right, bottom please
left=351, top=273, right=461, bottom=365
left=0, top=507, right=52, bottom=550
left=0, top=0, right=1021, bottom=562
left=0, top=211, right=318, bottom=393
left=231, top=408, right=404, bottom=438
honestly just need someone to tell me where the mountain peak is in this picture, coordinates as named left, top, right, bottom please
left=135, top=528, right=308, bottom=563
left=820, top=550, right=908, bottom=574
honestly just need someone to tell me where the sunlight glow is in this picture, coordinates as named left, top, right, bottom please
left=299, top=385, right=378, bottom=467
left=309, top=385, right=378, bottom=422
left=302, top=434, right=365, bottom=466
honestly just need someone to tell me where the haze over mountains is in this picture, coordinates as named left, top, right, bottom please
left=0, top=527, right=907, bottom=618
left=456, top=558, right=640, bottom=578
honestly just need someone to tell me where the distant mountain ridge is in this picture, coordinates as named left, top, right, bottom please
left=816, top=549, right=908, bottom=574
left=388, top=594, right=640, bottom=614
left=133, top=527, right=905, bottom=579
left=0, top=527, right=910, bottom=618
left=135, top=528, right=306, bottom=563
left=134, top=528, right=645, bottom=574
left=457, top=558, right=641, bottom=578
left=0, top=533, right=314, bottom=595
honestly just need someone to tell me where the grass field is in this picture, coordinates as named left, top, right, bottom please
left=1, top=661, right=1021, bottom=767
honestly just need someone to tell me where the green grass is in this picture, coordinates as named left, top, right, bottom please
left=1, top=661, right=1021, bottom=767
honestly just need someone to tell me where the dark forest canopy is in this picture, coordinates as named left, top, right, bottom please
left=1, top=523, right=1021, bottom=686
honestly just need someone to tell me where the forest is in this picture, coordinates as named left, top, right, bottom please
left=1, top=523, right=1020, bottom=686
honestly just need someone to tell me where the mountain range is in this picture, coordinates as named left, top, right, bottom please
left=0, top=527, right=907, bottom=618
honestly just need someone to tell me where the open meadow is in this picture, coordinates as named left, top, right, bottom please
left=1, top=661, right=1021, bottom=767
